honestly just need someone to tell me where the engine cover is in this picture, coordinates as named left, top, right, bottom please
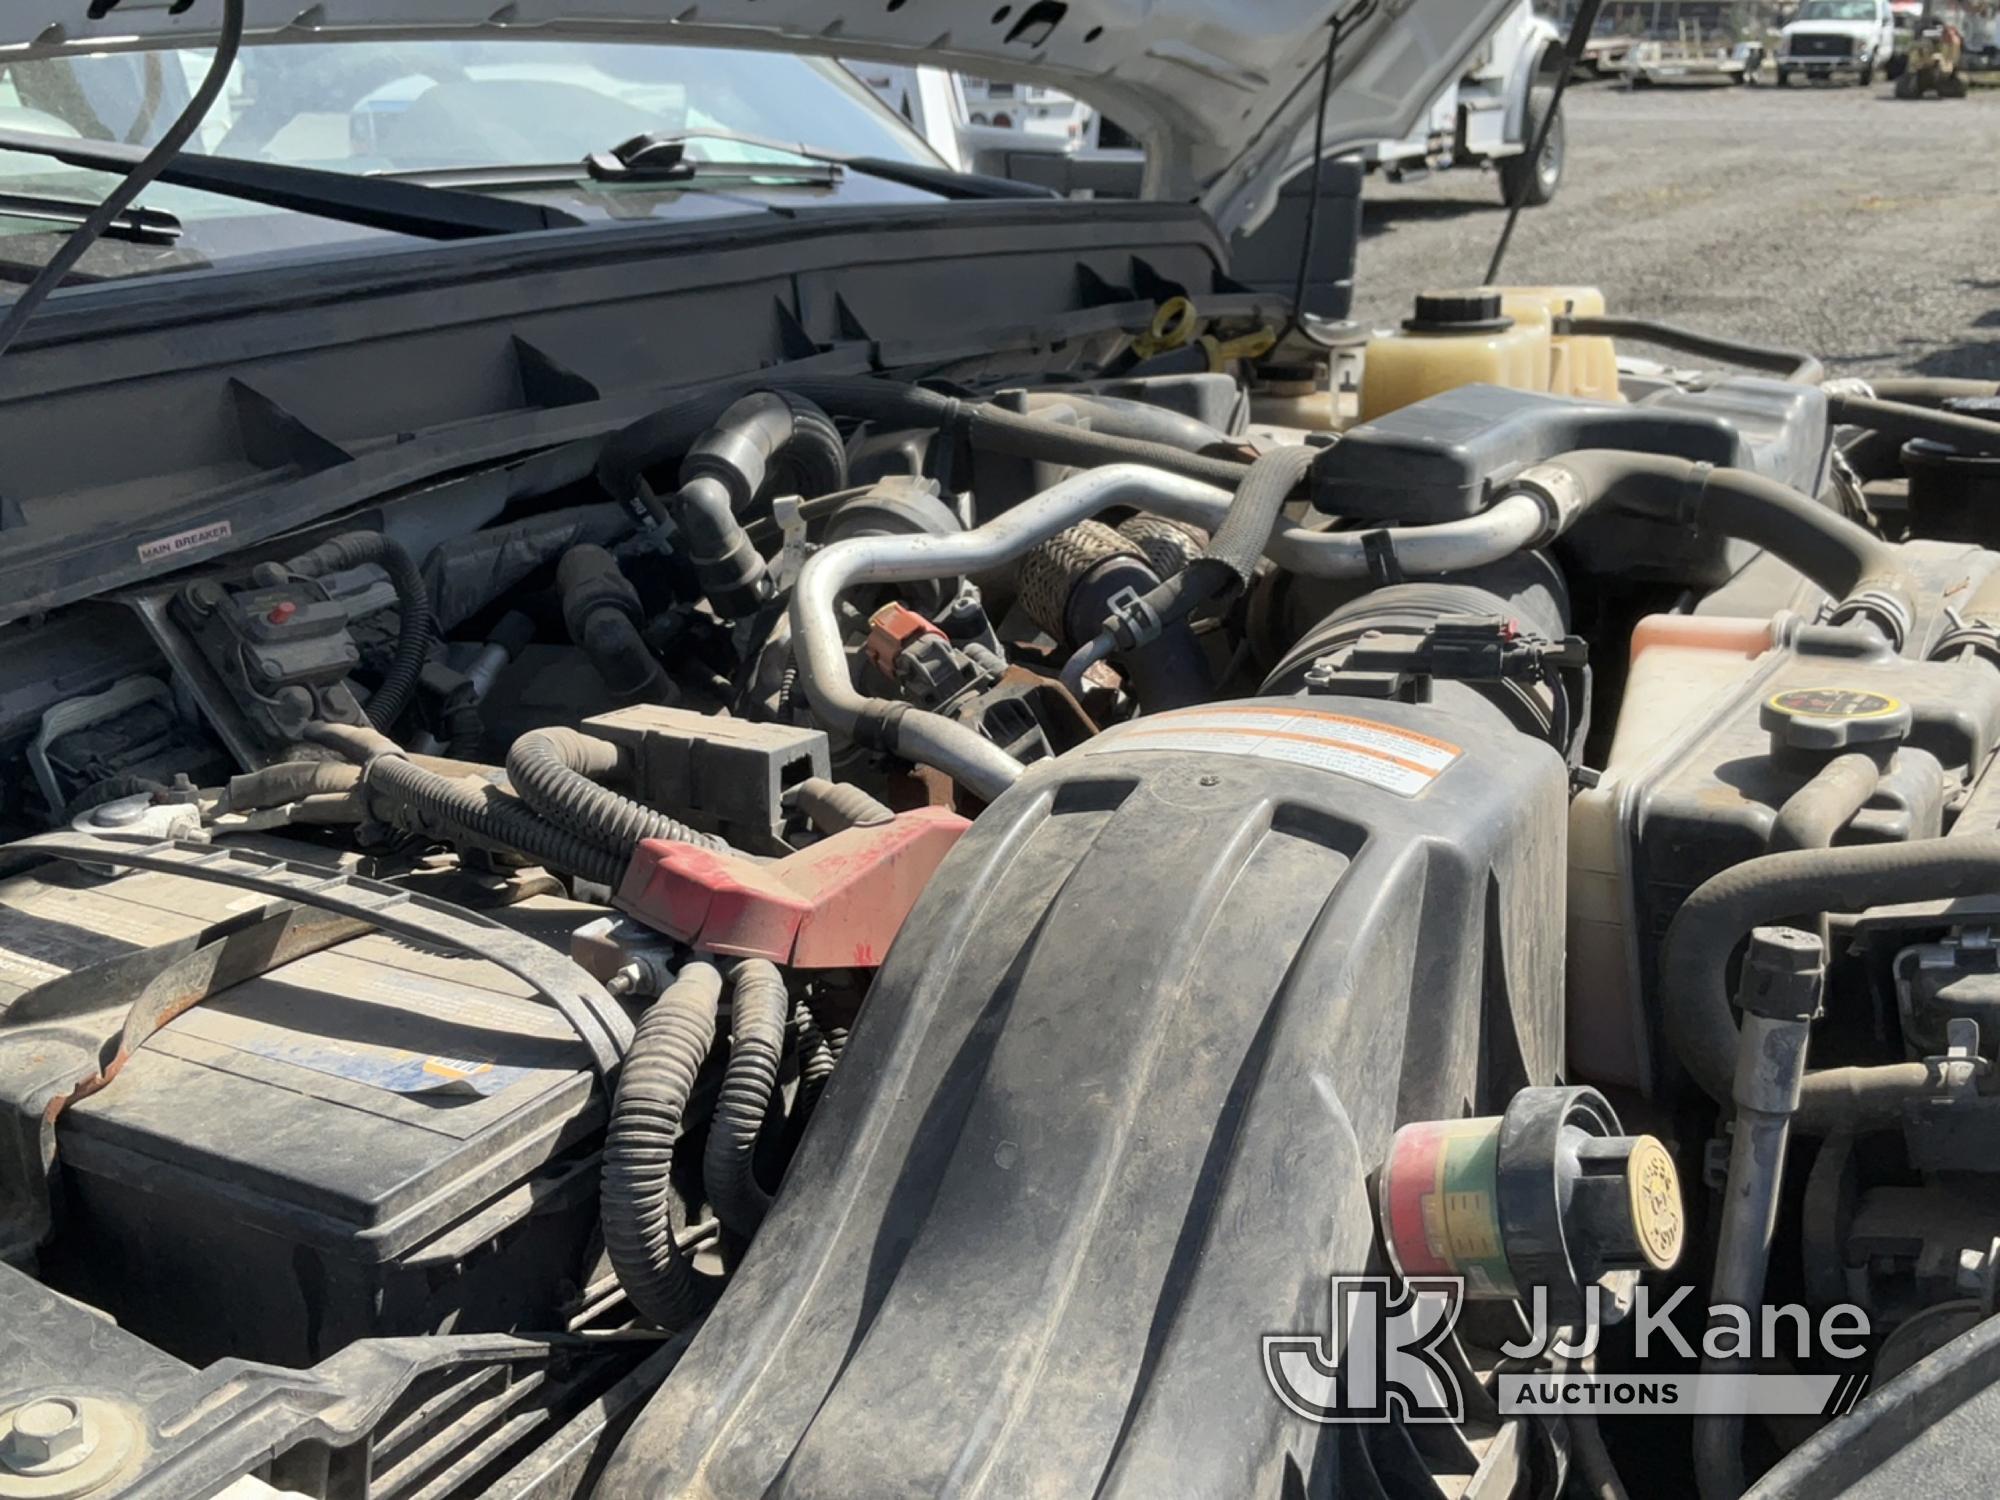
left=601, top=696, right=1567, bottom=1496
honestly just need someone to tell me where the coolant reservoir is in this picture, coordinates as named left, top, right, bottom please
left=1565, top=615, right=1779, bottom=1090
left=1359, top=288, right=1550, bottom=422
left=1500, top=285, right=1621, bottom=402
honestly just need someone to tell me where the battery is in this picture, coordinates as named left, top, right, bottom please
left=31, top=884, right=603, bottom=1368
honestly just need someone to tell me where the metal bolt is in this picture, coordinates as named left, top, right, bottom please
left=5, top=1397, right=89, bottom=1471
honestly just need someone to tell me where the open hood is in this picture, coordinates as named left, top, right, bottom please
left=5, top=0, right=1515, bottom=233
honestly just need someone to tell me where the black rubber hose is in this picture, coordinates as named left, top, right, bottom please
left=1659, top=834, right=2000, bottom=1134
left=506, top=728, right=725, bottom=854
left=597, top=378, right=1256, bottom=506
left=633, top=392, right=851, bottom=618
left=1827, top=391, right=2000, bottom=457
left=1021, top=391, right=1237, bottom=454
left=1768, top=753, right=1880, bottom=855
left=425, top=501, right=633, bottom=633
left=287, top=532, right=434, bottom=731
left=1556, top=314, right=1823, bottom=385
left=1867, top=377, right=2000, bottom=407
left=602, top=962, right=723, bottom=1330
left=791, top=777, right=894, bottom=833
left=306, top=721, right=629, bottom=887
left=774, top=379, right=1256, bottom=491
left=1544, top=450, right=1913, bottom=643
left=703, top=960, right=791, bottom=1237
left=1116, top=444, right=1318, bottom=632
left=557, top=545, right=673, bottom=706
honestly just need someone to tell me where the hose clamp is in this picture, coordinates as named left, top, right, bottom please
left=852, top=700, right=911, bottom=753
left=1361, top=530, right=1405, bottom=587
left=1682, top=461, right=1716, bottom=528
left=1499, top=463, right=1589, bottom=545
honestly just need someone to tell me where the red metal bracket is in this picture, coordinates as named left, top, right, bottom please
left=615, top=807, right=970, bottom=968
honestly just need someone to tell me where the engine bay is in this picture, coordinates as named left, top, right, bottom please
left=6, top=280, right=2000, bottom=1500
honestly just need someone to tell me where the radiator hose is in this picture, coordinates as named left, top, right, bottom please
left=1661, top=833, right=2000, bottom=1134
left=287, top=531, right=434, bottom=731
left=703, top=960, right=791, bottom=1237
left=1521, top=450, right=1915, bottom=646
left=602, top=961, right=724, bottom=1330
left=505, top=728, right=725, bottom=853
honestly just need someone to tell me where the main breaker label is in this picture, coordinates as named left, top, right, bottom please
left=137, top=519, right=232, bottom=566
left=1100, top=707, right=1462, bottom=797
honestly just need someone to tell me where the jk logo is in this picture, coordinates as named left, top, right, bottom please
left=1263, top=1276, right=1466, bottom=1424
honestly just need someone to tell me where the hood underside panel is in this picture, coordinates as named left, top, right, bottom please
left=9, top=0, right=1514, bottom=230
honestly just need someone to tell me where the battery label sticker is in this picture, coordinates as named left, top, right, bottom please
left=1097, top=706, right=1462, bottom=797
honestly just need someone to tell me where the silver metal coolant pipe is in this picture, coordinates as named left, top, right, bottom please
left=788, top=462, right=1572, bottom=800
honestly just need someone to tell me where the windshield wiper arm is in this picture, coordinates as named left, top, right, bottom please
left=0, top=129, right=585, bottom=241
left=0, top=191, right=181, bottom=245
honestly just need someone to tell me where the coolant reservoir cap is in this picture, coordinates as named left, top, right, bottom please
left=1404, top=287, right=1513, bottom=334
left=1760, top=686, right=1911, bottom=753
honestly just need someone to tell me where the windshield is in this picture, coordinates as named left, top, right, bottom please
left=1794, top=2, right=1876, bottom=20
left=1, top=40, right=937, bottom=175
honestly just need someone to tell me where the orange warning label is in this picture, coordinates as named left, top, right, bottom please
left=1096, top=706, right=1462, bottom=797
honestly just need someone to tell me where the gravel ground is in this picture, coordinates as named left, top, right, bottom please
left=1349, top=78, right=2000, bottom=379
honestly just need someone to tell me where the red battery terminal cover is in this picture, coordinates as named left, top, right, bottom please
left=615, top=806, right=970, bottom=969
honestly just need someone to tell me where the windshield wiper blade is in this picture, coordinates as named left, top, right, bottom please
left=588, top=130, right=1058, bottom=202
left=384, top=158, right=843, bottom=192
left=0, top=129, right=585, bottom=241
left=0, top=191, right=181, bottom=245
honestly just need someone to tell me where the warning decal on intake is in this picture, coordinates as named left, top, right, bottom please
left=1095, top=705, right=1462, bottom=797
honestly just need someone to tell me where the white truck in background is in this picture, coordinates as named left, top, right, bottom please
left=1358, top=0, right=1570, bottom=205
